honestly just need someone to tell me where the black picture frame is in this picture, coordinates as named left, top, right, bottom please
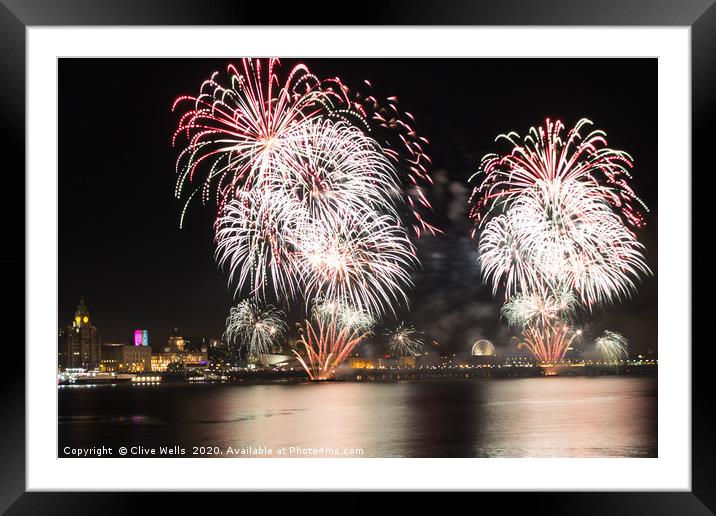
left=2, top=0, right=712, bottom=513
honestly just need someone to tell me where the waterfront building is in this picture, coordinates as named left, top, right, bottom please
left=61, top=298, right=101, bottom=369
left=150, top=351, right=208, bottom=372
left=133, top=329, right=150, bottom=347
left=164, top=326, right=185, bottom=353
left=348, top=356, right=376, bottom=369
left=100, top=342, right=152, bottom=372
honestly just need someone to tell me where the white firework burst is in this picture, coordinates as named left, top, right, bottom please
left=223, top=300, right=287, bottom=357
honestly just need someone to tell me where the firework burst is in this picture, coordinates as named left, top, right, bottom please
left=595, top=330, right=628, bottom=364
left=312, top=297, right=376, bottom=332
left=294, top=301, right=372, bottom=380
left=213, top=118, right=407, bottom=303
left=470, top=118, right=650, bottom=364
left=297, top=211, right=417, bottom=317
left=469, top=117, right=648, bottom=229
left=476, top=154, right=650, bottom=308
left=174, top=60, right=431, bottom=311
left=223, top=300, right=287, bottom=357
left=172, top=58, right=345, bottom=224
left=385, top=323, right=424, bottom=357
left=501, top=287, right=577, bottom=329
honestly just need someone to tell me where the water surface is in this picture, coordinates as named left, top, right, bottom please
left=59, top=376, right=657, bottom=458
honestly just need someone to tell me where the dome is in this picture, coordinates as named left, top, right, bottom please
left=471, top=339, right=495, bottom=356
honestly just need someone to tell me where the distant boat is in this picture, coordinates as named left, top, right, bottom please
left=58, top=371, right=135, bottom=385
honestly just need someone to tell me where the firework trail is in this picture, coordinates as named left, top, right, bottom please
left=342, top=80, right=438, bottom=237
left=223, top=300, right=287, bottom=357
left=520, top=323, right=582, bottom=365
left=385, top=323, right=424, bottom=357
left=294, top=300, right=373, bottom=380
left=595, top=330, right=628, bottom=364
left=470, top=118, right=650, bottom=364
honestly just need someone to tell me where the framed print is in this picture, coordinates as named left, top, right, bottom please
left=2, top=0, right=714, bottom=513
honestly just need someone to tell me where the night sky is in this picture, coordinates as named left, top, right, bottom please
left=59, top=58, right=657, bottom=355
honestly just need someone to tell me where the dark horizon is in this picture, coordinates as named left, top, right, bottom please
left=58, top=58, right=658, bottom=354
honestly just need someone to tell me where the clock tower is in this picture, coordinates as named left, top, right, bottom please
left=61, top=298, right=101, bottom=369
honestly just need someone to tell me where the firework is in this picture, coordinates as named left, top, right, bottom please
left=312, top=297, right=375, bottom=332
left=294, top=304, right=372, bottom=380
left=520, top=322, right=582, bottom=365
left=476, top=155, right=650, bottom=307
left=342, top=81, right=438, bottom=237
left=501, top=287, right=576, bottom=329
left=469, top=118, right=648, bottom=229
left=175, top=60, right=429, bottom=310
left=223, top=300, right=287, bottom=357
left=595, top=330, right=628, bottom=364
left=215, top=193, right=304, bottom=301
left=214, top=119, right=406, bottom=303
left=172, top=59, right=345, bottom=225
left=470, top=118, right=650, bottom=365
left=173, top=58, right=435, bottom=236
left=274, top=119, right=402, bottom=221
left=297, top=211, right=417, bottom=317
left=501, top=288, right=579, bottom=364
left=385, top=323, right=424, bottom=356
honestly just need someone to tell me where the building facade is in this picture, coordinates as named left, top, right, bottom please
left=150, top=351, right=207, bottom=372
left=61, top=298, right=101, bottom=369
left=151, top=327, right=207, bottom=372
left=100, top=342, right=152, bottom=372
left=164, top=327, right=185, bottom=353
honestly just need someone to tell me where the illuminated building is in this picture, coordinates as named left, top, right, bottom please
left=100, top=342, right=151, bottom=372
left=150, top=351, right=207, bottom=372
left=150, top=327, right=206, bottom=371
left=397, top=356, right=416, bottom=367
left=164, top=326, right=185, bottom=352
left=348, top=357, right=376, bottom=369
left=61, top=298, right=101, bottom=369
left=133, top=329, right=149, bottom=347
left=471, top=339, right=496, bottom=356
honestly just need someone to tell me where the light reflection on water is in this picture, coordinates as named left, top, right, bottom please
left=59, top=376, right=656, bottom=458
